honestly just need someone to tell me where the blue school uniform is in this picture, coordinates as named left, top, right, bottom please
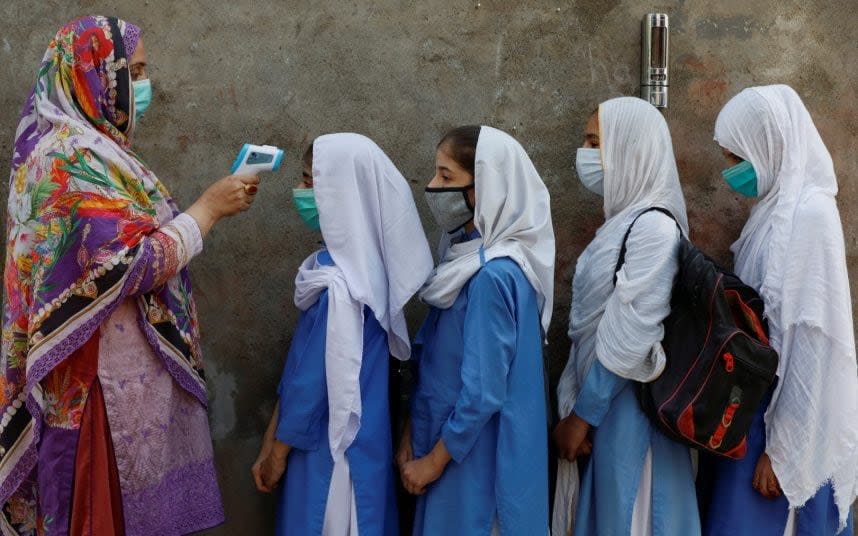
left=698, top=397, right=855, bottom=536
left=573, top=360, right=701, bottom=535
left=274, top=250, right=398, bottom=535
left=410, top=255, right=549, bottom=535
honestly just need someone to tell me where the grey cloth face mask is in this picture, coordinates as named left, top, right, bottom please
left=424, top=184, right=475, bottom=234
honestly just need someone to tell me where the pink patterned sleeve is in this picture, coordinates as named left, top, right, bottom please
left=131, top=213, right=204, bottom=293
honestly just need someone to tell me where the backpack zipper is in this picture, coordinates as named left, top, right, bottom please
left=724, top=330, right=776, bottom=378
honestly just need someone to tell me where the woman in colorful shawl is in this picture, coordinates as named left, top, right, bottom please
left=1, top=15, right=259, bottom=535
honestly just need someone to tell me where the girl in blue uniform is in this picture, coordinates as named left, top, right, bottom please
left=553, top=97, right=701, bottom=536
left=252, top=133, right=433, bottom=535
left=397, top=125, right=556, bottom=535
left=699, top=85, right=857, bottom=536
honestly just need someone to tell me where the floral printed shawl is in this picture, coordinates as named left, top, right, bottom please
left=0, top=16, right=205, bottom=505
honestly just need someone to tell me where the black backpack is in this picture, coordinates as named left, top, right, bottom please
left=614, top=207, right=779, bottom=459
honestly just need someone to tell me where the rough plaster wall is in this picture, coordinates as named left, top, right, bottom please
left=1, top=0, right=856, bottom=533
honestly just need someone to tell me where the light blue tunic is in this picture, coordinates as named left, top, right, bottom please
left=573, top=359, right=701, bottom=535
left=698, top=396, right=855, bottom=536
left=274, top=250, right=398, bottom=536
left=410, top=256, right=549, bottom=535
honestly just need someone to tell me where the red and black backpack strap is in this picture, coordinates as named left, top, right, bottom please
left=613, top=207, right=681, bottom=286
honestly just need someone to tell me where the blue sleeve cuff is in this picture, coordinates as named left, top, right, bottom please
left=573, top=392, right=609, bottom=427
left=573, top=360, right=627, bottom=427
left=440, top=419, right=476, bottom=464
left=275, top=404, right=324, bottom=451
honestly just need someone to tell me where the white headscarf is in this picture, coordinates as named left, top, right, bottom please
left=715, top=85, right=858, bottom=528
left=418, top=126, right=555, bottom=334
left=553, top=98, right=688, bottom=534
left=557, top=96, right=688, bottom=415
left=294, top=133, right=433, bottom=460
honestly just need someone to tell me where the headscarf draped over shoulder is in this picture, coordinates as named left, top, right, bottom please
left=294, top=133, right=434, bottom=460
left=553, top=97, right=688, bottom=535
left=418, top=126, right=556, bottom=335
left=715, top=85, right=858, bottom=529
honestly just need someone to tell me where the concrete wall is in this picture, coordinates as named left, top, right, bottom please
left=1, top=1, right=857, bottom=533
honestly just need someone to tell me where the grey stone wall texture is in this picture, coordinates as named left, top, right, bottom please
left=1, top=0, right=857, bottom=533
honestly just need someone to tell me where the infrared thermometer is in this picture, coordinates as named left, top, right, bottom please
left=231, top=144, right=284, bottom=175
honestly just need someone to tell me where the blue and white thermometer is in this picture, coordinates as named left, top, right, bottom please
left=231, top=144, right=284, bottom=175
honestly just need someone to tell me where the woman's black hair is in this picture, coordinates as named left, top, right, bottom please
left=437, top=125, right=481, bottom=175
left=303, top=141, right=314, bottom=167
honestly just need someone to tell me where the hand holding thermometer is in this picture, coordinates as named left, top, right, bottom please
left=231, top=144, right=285, bottom=175
left=185, top=146, right=272, bottom=237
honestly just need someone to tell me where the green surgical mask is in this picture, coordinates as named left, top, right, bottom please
left=722, top=160, right=758, bottom=197
left=293, top=188, right=320, bottom=230
left=132, top=79, right=152, bottom=122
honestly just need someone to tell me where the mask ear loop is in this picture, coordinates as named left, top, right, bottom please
left=461, top=182, right=476, bottom=212
left=127, top=70, right=137, bottom=134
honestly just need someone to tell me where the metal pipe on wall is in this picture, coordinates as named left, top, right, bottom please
left=642, top=13, right=670, bottom=108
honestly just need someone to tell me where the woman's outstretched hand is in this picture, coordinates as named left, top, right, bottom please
left=187, top=174, right=260, bottom=238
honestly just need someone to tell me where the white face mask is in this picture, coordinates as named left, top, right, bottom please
left=575, top=147, right=604, bottom=196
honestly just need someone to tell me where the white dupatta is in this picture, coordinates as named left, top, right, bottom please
left=715, top=85, right=858, bottom=530
left=419, top=126, right=555, bottom=335
left=293, top=133, right=433, bottom=461
left=553, top=98, right=688, bottom=535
